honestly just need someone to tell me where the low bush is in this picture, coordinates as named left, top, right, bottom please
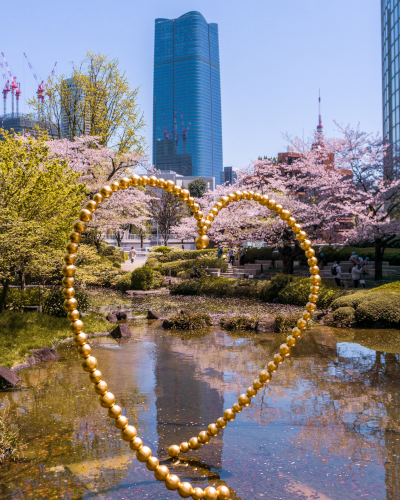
left=331, top=292, right=367, bottom=310
left=325, top=307, right=357, bottom=328
left=43, top=288, right=90, bottom=317
left=153, top=271, right=163, bottom=289
left=355, top=294, right=400, bottom=326
left=170, top=277, right=267, bottom=299
left=163, top=311, right=212, bottom=330
left=260, top=274, right=293, bottom=302
left=116, top=272, right=133, bottom=292
left=243, top=247, right=282, bottom=264
left=130, top=266, right=155, bottom=291
left=145, top=257, right=161, bottom=268
left=5, top=288, right=49, bottom=311
left=160, top=257, right=227, bottom=277
left=152, top=246, right=173, bottom=254
left=113, top=262, right=121, bottom=268
left=219, top=314, right=258, bottom=331
left=157, top=249, right=217, bottom=263
left=275, top=311, right=301, bottom=332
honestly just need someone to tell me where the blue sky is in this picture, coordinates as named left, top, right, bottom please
left=1, top=0, right=381, bottom=170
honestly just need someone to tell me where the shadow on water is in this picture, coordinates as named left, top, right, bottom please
left=1, top=292, right=400, bottom=499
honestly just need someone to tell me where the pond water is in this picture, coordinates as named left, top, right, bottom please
left=1, top=293, right=400, bottom=500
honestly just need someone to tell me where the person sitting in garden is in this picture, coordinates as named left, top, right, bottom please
left=349, top=252, right=357, bottom=264
left=351, top=262, right=362, bottom=288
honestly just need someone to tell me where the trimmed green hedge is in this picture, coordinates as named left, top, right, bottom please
left=152, top=246, right=173, bottom=254
left=158, top=257, right=227, bottom=277
left=157, top=249, right=217, bottom=263
left=43, top=288, right=90, bottom=317
left=170, top=277, right=267, bottom=299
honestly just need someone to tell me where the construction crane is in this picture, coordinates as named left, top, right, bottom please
left=23, top=52, right=44, bottom=104
left=45, top=62, right=57, bottom=99
left=0, top=60, right=10, bottom=116
left=1, top=52, right=19, bottom=117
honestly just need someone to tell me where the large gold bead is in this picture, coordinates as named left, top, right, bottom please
left=303, top=311, right=312, bottom=321
left=309, top=293, right=319, bottom=303
left=247, top=386, right=257, bottom=398
left=154, top=465, right=169, bottom=481
left=305, top=248, right=315, bottom=258
left=241, top=190, right=249, bottom=199
left=129, top=437, right=143, bottom=450
left=207, top=423, right=219, bottom=437
left=191, top=202, right=200, bottom=212
left=306, top=301, right=317, bottom=312
left=291, top=327, right=302, bottom=338
left=216, top=485, right=230, bottom=500
left=239, top=394, right=251, bottom=407
left=292, top=223, right=302, bottom=233
left=93, top=193, right=103, bottom=204
left=274, top=204, right=283, bottom=214
left=310, top=284, right=320, bottom=293
left=64, top=253, right=76, bottom=265
left=266, top=199, right=276, bottom=210
left=64, top=297, right=78, bottom=311
left=164, top=180, right=175, bottom=192
left=193, top=211, right=204, bottom=220
left=274, top=353, right=284, bottom=365
left=62, top=265, right=76, bottom=277
left=148, top=175, right=158, bottom=187
left=130, top=174, right=141, bottom=186
left=121, top=425, right=137, bottom=441
left=191, top=487, right=204, bottom=500
left=205, top=213, right=214, bottom=222
left=259, top=369, right=271, bottom=383
left=110, top=181, right=120, bottom=192
left=216, top=417, right=227, bottom=429
left=140, top=175, right=149, bottom=186
left=100, top=185, right=113, bottom=198
left=223, top=409, right=235, bottom=421
left=214, top=202, right=223, bottom=211
left=301, top=239, right=312, bottom=250
left=189, top=437, right=201, bottom=450
left=297, top=318, right=308, bottom=330
left=172, top=185, right=182, bottom=195
left=195, top=235, right=209, bottom=249
left=70, top=319, right=83, bottom=333
left=137, top=446, right=152, bottom=462
left=253, top=192, right=261, bottom=202
left=232, top=402, right=242, bottom=413
left=90, top=369, right=102, bottom=384
left=157, top=178, right=166, bottom=189
left=180, top=441, right=190, bottom=453
left=73, top=220, right=87, bottom=233
left=198, top=227, right=208, bottom=236
left=198, top=431, right=210, bottom=444
left=228, top=193, right=236, bottom=202
left=307, top=257, right=318, bottom=266
left=82, top=356, right=98, bottom=372
left=77, top=344, right=91, bottom=358
left=79, top=209, right=92, bottom=222
left=279, top=343, right=291, bottom=357
left=179, top=189, right=190, bottom=201
left=287, top=216, right=296, bottom=227
left=178, top=481, right=193, bottom=498
left=119, top=177, right=130, bottom=189
left=203, top=220, right=212, bottom=229
left=253, top=379, right=263, bottom=391
left=310, top=274, right=321, bottom=285
left=219, top=196, right=230, bottom=207
left=63, top=287, right=75, bottom=299
left=234, top=190, right=243, bottom=201
left=94, top=380, right=108, bottom=395
left=309, top=266, right=320, bottom=275
left=259, top=194, right=269, bottom=206
left=204, top=486, right=218, bottom=500
left=73, top=332, right=87, bottom=346
left=286, top=335, right=296, bottom=347
left=187, top=196, right=195, bottom=207
left=168, top=444, right=181, bottom=457
left=69, top=231, right=81, bottom=243
left=66, top=242, right=79, bottom=254
left=267, top=361, right=277, bottom=372
left=115, top=415, right=128, bottom=429
left=296, top=231, right=307, bottom=242
left=108, top=404, right=121, bottom=419
left=280, top=209, right=290, bottom=220
left=100, top=392, right=116, bottom=408
left=146, top=456, right=159, bottom=471
left=64, top=278, right=75, bottom=290
left=165, top=474, right=180, bottom=491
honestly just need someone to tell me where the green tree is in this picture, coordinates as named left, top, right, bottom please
left=0, top=130, right=86, bottom=311
left=27, top=51, right=146, bottom=154
left=188, top=178, right=207, bottom=198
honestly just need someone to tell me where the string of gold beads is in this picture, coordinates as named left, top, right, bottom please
left=63, top=175, right=320, bottom=499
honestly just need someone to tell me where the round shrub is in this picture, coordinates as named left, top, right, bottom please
left=260, top=274, right=293, bottom=302
left=116, top=272, right=133, bottom=292
left=43, top=288, right=89, bottom=317
left=355, top=293, right=400, bottom=326
left=331, top=292, right=366, bottom=310
left=153, top=271, right=163, bottom=289
left=113, top=262, right=121, bottom=268
left=102, top=245, right=117, bottom=256
left=130, top=266, right=155, bottom=291
left=146, top=257, right=160, bottom=268
left=152, top=246, right=172, bottom=254
left=326, top=306, right=356, bottom=328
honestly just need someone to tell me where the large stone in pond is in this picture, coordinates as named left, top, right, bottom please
left=0, top=366, right=21, bottom=388
left=110, top=324, right=132, bottom=339
left=147, top=310, right=164, bottom=320
left=29, top=347, right=61, bottom=363
left=106, top=313, right=118, bottom=323
left=257, top=316, right=277, bottom=333
left=112, top=311, right=127, bottom=320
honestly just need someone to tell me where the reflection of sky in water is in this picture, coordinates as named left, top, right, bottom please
left=1, top=297, right=400, bottom=499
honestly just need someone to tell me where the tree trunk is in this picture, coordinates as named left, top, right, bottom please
left=279, top=244, right=302, bottom=275
left=20, top=270, right=26, bottom=291
left=0, top=278, right=10, bottom=313
left=140, top=233, right=144, bottom=248
left=115, top=232, right=122, bottom=247
left=374, top=240, right=385, bottom=281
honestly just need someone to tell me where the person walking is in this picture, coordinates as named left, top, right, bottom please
left=217, top=244, right=223, bottom=259
left=351, top=262, right=362, bottom=288
left=129, top=246, right=136, bottom=263
left=332, top=260, right=342, bottom=287
left=228, top=248, right=235, bottom=265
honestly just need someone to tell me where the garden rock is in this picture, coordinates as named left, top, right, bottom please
left=106, top=313, right=118, bottom=323
left=80, top=313, right=89, bottom=318
left=147, top=310, right=164, bottom=320
left=112, top=311, right=127, bottom=320
left=272, top=297, right=281, bottom=304
left=0, top=366, right=21, bottom=388
left=110, top=324, right=132, bottom=339
left=29, top=347, right=61, bottom=363
left=257, top=316, right=277, bottom=333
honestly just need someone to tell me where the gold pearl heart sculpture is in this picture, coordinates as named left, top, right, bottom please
left=62, top=174, right=321, bottom=500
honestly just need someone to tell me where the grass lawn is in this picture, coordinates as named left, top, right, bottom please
left=0, top=312, right=111, bottom=369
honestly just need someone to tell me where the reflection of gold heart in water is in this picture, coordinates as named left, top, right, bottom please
left=61, top=174, right=321, bottom=500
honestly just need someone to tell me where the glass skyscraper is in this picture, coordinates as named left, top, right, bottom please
left=152, top=11, right=223, bottom=181
left=382, top=0, right=400, bottom=146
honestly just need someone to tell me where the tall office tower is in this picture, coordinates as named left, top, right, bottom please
left=153, top=11, right=223, bottom=181
left=60, top=78, right=90, bottom=138
left=382, top=0, right=400, bottom=147
left=220, top=166, right=237, bottom=185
